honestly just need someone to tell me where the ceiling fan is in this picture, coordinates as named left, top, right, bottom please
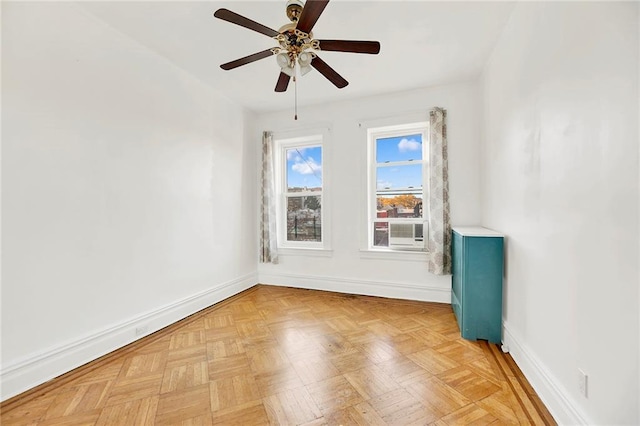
left=213, top=0, right=381, bottom=94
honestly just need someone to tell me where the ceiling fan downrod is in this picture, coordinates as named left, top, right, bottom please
left=286, top=0, right=304, bottom=23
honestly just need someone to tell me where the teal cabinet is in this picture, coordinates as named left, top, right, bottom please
left=451, top=227, right=504, bottom=344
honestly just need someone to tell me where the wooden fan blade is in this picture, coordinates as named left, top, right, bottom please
left=275, top=72, right=291, bottom=92
left=311, top=55, right=348, bottom=89
left=296, top=0, right=329, bottom=34
left=318, top=40, right=380, bottom=54
left=221, top=49, right=274, bottom=70
left=214, top=8, right=279, bottom=38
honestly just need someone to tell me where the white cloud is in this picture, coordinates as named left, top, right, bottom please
left=291, top=156, right=322, bottom=176
left=398, top=138, right=421, bottom=153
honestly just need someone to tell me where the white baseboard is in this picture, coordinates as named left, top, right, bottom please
left=502, top=321, right=590, bottom=425
left=259, top=272, right=451, bottom=304
left=0, top=273, right=257, bottom=402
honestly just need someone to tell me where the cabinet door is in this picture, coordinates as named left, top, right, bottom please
left=466, top=236, right=503, bottom=343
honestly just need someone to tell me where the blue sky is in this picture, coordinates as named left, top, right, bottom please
left=286, top=146, right=322, bottom=189
left=376, top=134, right=423, bottom=190
left=377, top=164, right=423, bottom=190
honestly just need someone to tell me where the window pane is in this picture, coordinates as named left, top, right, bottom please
left=377, top=195, right=423, bottom=218
left=376, top=134, right=422, bottom=163
left=287, top=195, right=321, bottom=242
left=376, top=164, right=422, bottom=191
left=286, top=146, right=322, bottom=192
left=373, top=221, right=389, bottom=247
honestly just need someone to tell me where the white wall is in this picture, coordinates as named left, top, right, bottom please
left=255, top=82, right=482, bottom=303
left=1, top=2, right=257, bottom=400
left=482, top=2, right=639, bottom=424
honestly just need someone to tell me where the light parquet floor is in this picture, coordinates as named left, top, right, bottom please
left=1, top=285, right=556, bottom=425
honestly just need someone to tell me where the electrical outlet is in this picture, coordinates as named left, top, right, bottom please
left=578, top=369, right=588, bottom=398
left=135, top=325, right=148, bottom=337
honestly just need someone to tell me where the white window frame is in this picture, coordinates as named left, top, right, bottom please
left=274, top=132, right=328, bottom=250
left=367, top=121, right=429, bottom=252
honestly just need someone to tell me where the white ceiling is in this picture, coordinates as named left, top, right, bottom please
left=79, top=1, right=515, bottom=113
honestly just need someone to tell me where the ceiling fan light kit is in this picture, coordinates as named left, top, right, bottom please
left=214, top=0, right=381, bottom=119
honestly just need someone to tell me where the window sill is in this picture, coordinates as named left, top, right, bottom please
left=359, top=248, right=428, bottom=262
left=277, top=248, right=333, bottom=258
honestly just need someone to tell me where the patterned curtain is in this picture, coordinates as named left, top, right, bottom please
left=427, top=108, right=451, bottom=275
left=260, top=131, right=278, bottom=264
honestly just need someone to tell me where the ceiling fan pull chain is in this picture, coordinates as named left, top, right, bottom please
left=294, top=75, right=298, bottom=120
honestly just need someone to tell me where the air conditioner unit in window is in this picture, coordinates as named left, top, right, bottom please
left=389, top=223, right=425, bottom=250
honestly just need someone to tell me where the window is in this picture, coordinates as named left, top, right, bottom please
left=274, top=135, right=324, bottom=249
left=368, top=122, right=429, bottom=251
